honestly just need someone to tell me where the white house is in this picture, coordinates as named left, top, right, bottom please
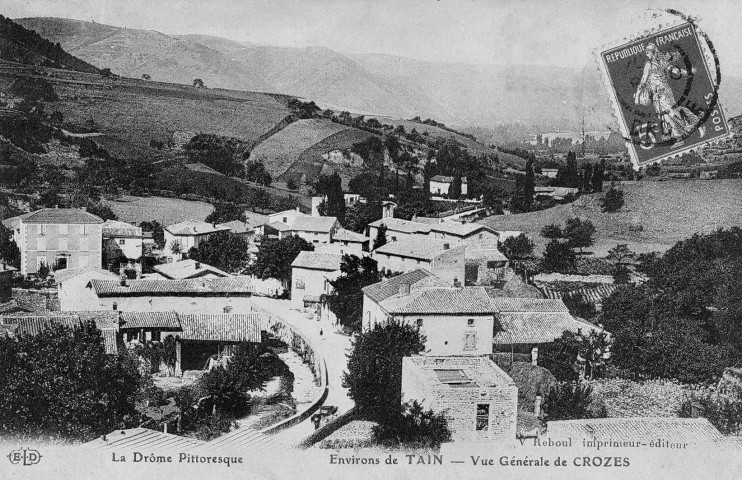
left=362, top=273, right=494, bottom=356
left=102, top=220, right=143, bottom=262
left=331, top=228, right=369, bottom=253
left=367, top=217, right=432, bottom=245
left=3, top=208, right=104, bottom=275
left=290, top=251, right=342, bottom=311
left=541, top=168, right=559, bottom=179
left=55, top=266, right=120, bottom=312
left=163, top=220, right=231, bottom=260
left=286, top=216, right=339, bottom=245
left=429, top=175, right=453, bottom=196
left=402, top=356, right=518, bottom=441
left=371, top=237, right=466, bottom=286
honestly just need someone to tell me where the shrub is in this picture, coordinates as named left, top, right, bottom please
left=601, top=186, right=624, bottom=213
left=540, top=239, right=575, bottom=274
left=679, top=392, right=742, bottom=435
left=542, top=382, right=607, bottom=422
left=372, top=401, right=451, bottom=448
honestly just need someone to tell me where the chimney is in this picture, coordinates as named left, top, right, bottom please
left=398, top=283, right=410, bottom=296
left=531, top=346, right=539, bottom=366
left=534, top=395, right=543, bottom=417
left=195, top=262, right=201, bottom=269
left=443, top=243, right=450, bottom=250
left=120, top=276, right=127, bottom=287
left=54, top=204, right=58, bottom=209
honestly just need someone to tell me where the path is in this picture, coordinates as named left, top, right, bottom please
left=252, top=297, right=354, bottom=446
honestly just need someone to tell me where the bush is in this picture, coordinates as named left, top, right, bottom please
left=679, top=392, right=742, bottom=435
left=372, top=401, right=451, bottom=448
left=540, top=239, right=575, bottom=274
left=542, top=382, right=607, bottom=422
left=601, top=186, right=624, bottom=213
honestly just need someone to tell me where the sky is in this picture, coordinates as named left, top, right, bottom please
left=2, top=0, right=742, bottom=72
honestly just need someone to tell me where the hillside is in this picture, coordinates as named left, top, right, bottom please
left=480, top=179, right=742, bottom=256
left=249, top=118, right=375, bottom=186
left=0, top=15, right=98, bottom=73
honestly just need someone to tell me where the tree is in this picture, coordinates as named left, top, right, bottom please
left=540, top=224, right=563, bottom=240
left=581, top=163, right=593, bottom=193
left=606, top=244, right=635, bottom=284
left=170, top=239, right=182, bottom=255
left=205, top=202, right=247, bottom=224
left=0, top=321, right=148, bottom=441
left=0, top=223, right=20, bottom=269
left=313, top=173, right=345, bottom=223
left=244, top=161, right=272, bottom=186
left=373, top=223, right=388, bottom=250
left=85, top=201, right=118, bottom=221
left=248, top=235, right=314, bottom=287
left=100, top=68, right=113, bottom=78
left=601, top=186, right=624, bottom=213
left=482, top=184, right=504, bottom=214
left=343, top=320, right=426, bottom=423
left=523, top=158, right=535, bottom=209
left=592, top=159, right=606, bottom=192
left=139, top=220, right=165, bottom=249
left=541, top=382, right=606, bottom=422
left=286, top=178, right=298, bottom=190
left=564, top=218, right=596, bottom=254
left=193, top=78, right=205, bottom=88
left=541, top=239, right=575, bottom=274
left=499, top=233, right=534, bottom=260
left=36, top=261, right=50, bottom=280
left=344, top=199, right=382, bottom=234
left=187, top=231, right=251, bottom=273
left=326, top=255, right=380, bottom=332
left=562, top=291, right=597, bottom=319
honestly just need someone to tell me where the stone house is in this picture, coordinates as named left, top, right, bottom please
left=290, top=251, right=342, bottom=316
left=429, top=175, right=453, bottom=196
left=55, top=266, right=120, bottom=312
left=3, top=208, right=104, bottom=275
left=163, top=220, right=231, bottom=261
left=371, top=237, right=466, bottom=286
left=402, top=356, right=518, bottom=441
left=102, top=220, right=143, bottom=263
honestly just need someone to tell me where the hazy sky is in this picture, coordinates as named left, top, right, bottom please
left=3, top=0, right=742, bottom=71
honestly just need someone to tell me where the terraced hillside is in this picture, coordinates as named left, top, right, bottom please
left=250, top=118, right=375, bottom=186
left=480, top=179, right=742, bottom=257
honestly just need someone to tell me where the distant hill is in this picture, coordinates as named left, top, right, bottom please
left=0, top=15, right=98, bottom=73
left=480, top=179, right=742, bottom=257
left=22, top=16, right=742, bottom=133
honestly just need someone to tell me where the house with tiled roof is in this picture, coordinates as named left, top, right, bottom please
left=367, top=217, right=432, bottom=244
left=286, top=216, right=339, bottom=244
left=331, top=228, right=369, bottom=253
left=153, top=259, right=230, bottom=280
left=371, top=237, right=466, bottom=286
left=102, top=220, right=143, bottom=262
left=0, top=313, right=120, bottom=354
left=67, top=277, right=253, bottom=314
left=429, top=174, right=454, bottom=196
left=290, top=251, right=343, bottom=311
left=55, top=266, right=119, bottom=311
left=3, top=207, right=104, bottom=275
left=163, top=220, right=231, bottom=261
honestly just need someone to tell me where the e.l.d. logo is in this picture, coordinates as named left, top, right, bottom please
left=8, top=448, right=42, bottom=466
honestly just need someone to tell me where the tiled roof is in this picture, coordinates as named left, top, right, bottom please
left=541, top=283, right=618, bottom=305
left=493, top=311, right=602, bottom=345
left=288, top=216, right=338, bottom=233
left=1, top=315, right=82, bottom=336
left=89, top=277, right=253, bottom=297
left=291, top=251, right=342, bottom=271
left=430, top=175, right=453, bottom=183
left=430, top=222, right=494, bottom=238
left=383, top=287, right=494, bottom=315
left=265, top=221, right=293, bottom=232
left=17, top=208, right=103, bottom=225
left=165, top=220, right=231, bottom=236
left=243, top=210, right=269, bottom=227
left=102, top=220, right=142, bottom=238
left=179, top=314, right=262, bottom=342
left=84, top=428, right=205, bottom=451
left=373, top=237, right=464, bottom=261
left=333, top=228, right=369, bottom=243
left=465, top=246, right=508, bottom=262
left=54, top=267, right=119, bottom=284
left=367, top=218, right=431, bottom=234
left=362, top=269, right=448, bottom=303
left=545, top=418, right=723, bottom=443
left=119, top=311, right=181, bottom=330
left=153, top=259, right=230, bottom=280
left=489, top=297, right=569, bottom=313
left=218, top=220, right=251, bottom=234
left=303, top=294, right=321, bottom=302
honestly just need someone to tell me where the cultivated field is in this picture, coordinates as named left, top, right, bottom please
left=250, top=118, right=365, bottom=181
left=481, top=179, right=742, bottom=256
left=105, top=195, right=214, bottom=226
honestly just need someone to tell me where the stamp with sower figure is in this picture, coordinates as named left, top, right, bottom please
left=596, top=20, right=731, bottom=169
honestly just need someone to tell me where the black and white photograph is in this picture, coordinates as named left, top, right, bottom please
left=0, top=1, right=740, bottom=479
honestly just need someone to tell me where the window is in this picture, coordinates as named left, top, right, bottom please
left=467, top=318, right=475, bottom=327
left=282, top=217, right=287, bottom=223
left=295, top=276, right=305, bottom=290
left=81, top=225, right=89, bottom=236
left=476, top=404, right=489, bottom=431
left=152, top=330, right=161, bottom=342
left=464, top=332, right=477, bottom=351
left=119, top=239, right=126, bottom=245
left=38, top=225, right=46, bottom=236
left=112, top=303, right=118, bottom=311
left=391, top=236, right=397, bottom=242
left=416, top=318, right=423, bottom=327
left=313, top=240, right=319, bottom=244
left=223, top=305, right=233, bottom=313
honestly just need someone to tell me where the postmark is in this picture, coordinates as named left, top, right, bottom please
left=595, top=19, right=732, bottom=169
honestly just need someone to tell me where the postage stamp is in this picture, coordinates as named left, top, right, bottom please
left=595, top=21, right=732, bottom=168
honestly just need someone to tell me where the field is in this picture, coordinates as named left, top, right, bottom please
left=250, top=118, right=372, bottom=184
left=480, top=179, right=742, bottom=257
left=105, top=195, right=214, bottom=226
